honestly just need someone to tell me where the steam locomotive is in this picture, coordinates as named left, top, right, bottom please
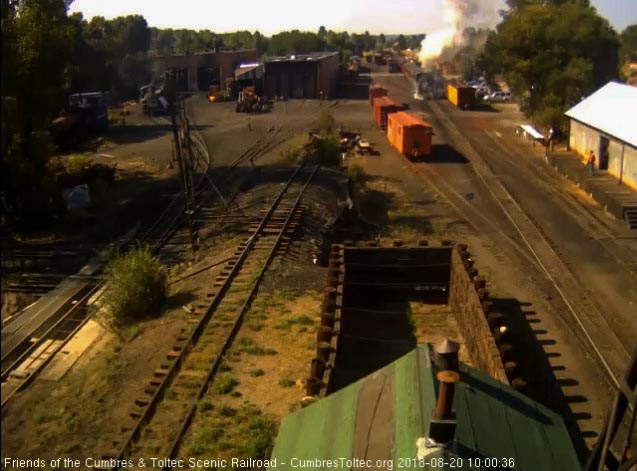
left=397, top=58, right=446, bottom=100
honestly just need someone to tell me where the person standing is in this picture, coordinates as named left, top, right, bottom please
left=587, top=149, right=596, bottom=176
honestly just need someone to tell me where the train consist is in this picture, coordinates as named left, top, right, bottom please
left=369, top=84, right=433, bottom=161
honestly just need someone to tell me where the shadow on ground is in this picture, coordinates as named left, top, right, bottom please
left=493, top=297, right=592, bottom=463
left=105, top=123, right=212, bottom=145
left=424, top=144, right=469, bottom=164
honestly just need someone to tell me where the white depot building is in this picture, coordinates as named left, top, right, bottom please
left=566, top=81, right=637, bottom=190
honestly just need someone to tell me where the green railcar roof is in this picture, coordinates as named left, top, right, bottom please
left=269, top=344, right=581, bottom=471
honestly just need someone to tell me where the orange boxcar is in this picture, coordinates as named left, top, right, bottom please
left=369, top=83, right=388, bottom=105
left=372, top=96, right=405, bottom=130
left=386, top=111, right=433, bottom=160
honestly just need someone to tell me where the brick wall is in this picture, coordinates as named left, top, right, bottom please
left=449, top=248, right=509, bottom=384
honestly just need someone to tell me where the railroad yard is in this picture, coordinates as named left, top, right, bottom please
left=2, top=58, right=637, bottom=470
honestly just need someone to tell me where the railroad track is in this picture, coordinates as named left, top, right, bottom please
left=99, top=162, right=319, bottom=470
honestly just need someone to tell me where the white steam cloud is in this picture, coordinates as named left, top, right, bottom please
left=418, top=0, right=498, bottom=67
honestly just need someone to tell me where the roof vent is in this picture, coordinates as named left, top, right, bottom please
left=434, top=338, right=459, bottom=372
left=425, top=370, right=460, bottom=447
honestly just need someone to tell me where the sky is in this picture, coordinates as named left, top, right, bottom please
left=69, top=0, right=637, bottom=34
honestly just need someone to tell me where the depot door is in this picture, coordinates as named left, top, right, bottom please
left=599, top=136, right=609, bottom=170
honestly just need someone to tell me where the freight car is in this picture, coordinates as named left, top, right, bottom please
left=386, top=111, right=432, bottom=161
left=372, top=96, right=405, bottom=130
left=446, top=83, right=476, bottom=110
left=369, top=83, right=388, bottom=105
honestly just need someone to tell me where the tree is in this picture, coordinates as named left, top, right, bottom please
left=268, top=30, right=324, bottom=55
left=2, top=0, right=74, bottom=230
left=363, top=31, right=374, bottom=51
left=150, top=28, right=176, bottom=56
left=318, top=26, right=327, bottom=39
left=619, top=24, right=637, bottom=64
left=481, top=1, right=619, bottom=130
left=253, top=30, right=267, bottom=56
left=397, top=34, right=407, bottom=50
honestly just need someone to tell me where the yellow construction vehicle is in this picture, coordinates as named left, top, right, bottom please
left=208, top=85, right=230, bottom=102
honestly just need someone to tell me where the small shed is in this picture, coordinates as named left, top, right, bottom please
left=565, top=82, right=637, bottom=189
left=369, top=83, right=388, bottom=105
left=387, top=111, right=433, bottom=159
left=269, top=344, right=581, bottom=471
left=372, top=96, right=405, bottom=130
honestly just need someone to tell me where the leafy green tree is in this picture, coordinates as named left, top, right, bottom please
left=318, top=26, right=327, bottom=39
left=2, top=0, right=74, bottom=230
left=481, top=1, right=619, bottom=130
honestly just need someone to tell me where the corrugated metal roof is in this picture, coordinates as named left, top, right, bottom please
left=565, top=82, right=637, bottom=148
left=270, top=345, right=580, bottom=471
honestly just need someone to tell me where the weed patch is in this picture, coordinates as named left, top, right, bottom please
left=214, top=375, right=238, bottom=395
left=278, top=377, right=295, bottom=388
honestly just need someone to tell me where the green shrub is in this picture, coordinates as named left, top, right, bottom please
left=102, top=247, right=167, bottom=325
left=249, top=368, right=265, bottom=377
left=279, top=145, right=302, bottom=164
left=214, top=375, right=239, bottom=395
left=317, top=110, right=336, bottom=135
left=278, top=376, right=295, bottom=388
left=241, top=415, right=276, bottom=459
left=310, top=135, right=340, bottom=166
left=197, top=400, right=214, bottom=412
left=348, top=164, right=366, bottom=186
left=66, top=154, right=92, bottom=173
left=219, top=405, right=237, bottom=417
left=294, top=315, right=314, bottom=325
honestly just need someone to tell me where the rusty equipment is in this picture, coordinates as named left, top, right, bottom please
left=235, top=86, right=271, bottom=113
left=49, top=92, right=109, bottom=146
